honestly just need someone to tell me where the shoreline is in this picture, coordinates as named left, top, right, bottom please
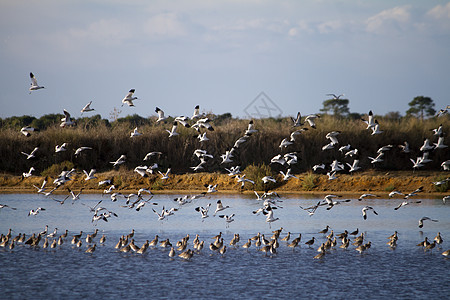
left=0, top=170, right=448, bottom=196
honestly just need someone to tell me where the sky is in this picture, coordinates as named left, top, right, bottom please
left=1, top=0, right=449, bottom=120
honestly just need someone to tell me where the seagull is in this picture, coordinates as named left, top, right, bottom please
left=290, top=128, right=308, bottom=142
left=394, top=199, right=422, bottom=210
left=158, top=168, right=171, bottom=180
left=362, top=206, right=378, bottom=220
left=22, top=167, right=35, bottom=178
left=404, top=186, right=423, bottom=199
left=134, top=165, right=149, bottom=177
left=245, top=120, right=258, bottom=135
left=435, top=105, right=450, bottom=117
left=195, top=203, right=212, bottom=220
left=371, top=120, right=383, bottom=135
left=279, top=138, right=293, bottom=149
left=55, top=143, right=68, bottom=153
left=219, top=214, right=235, bottom=227
left=225, top=166, right=241, bottom=176
left=263, top=206, right=279, bottom=227
left=361, top=110, right=376, bottom=130
left=347, top=159, right=361, bottom=173
left=270, top=154, right=286, bottom=165
left=130, top=127, right=142, bottom=138
left=312, top=164, right=325, bottom=172
left=21, top=147, right=39, bottom=159
left=152, top=207, right=166, bottom=221
left=205, top=184, right=218, bottom=193
left=28, top=207, right=45, bottom=216
left=81, top=200, right=103, bottom=213
left=358, top=193, right=380, bottom=201
left=327, top=93, right=344, bottom=99
left=388, top=190, right=404, bottom=198
left=198, top=132, right=209, bottom=143
left=434, top=134, right=448, bottom=149
left=192, top=117, right=214, bottom=132
left=0, top=204, right=17, bottom=210
left=443, top=195, right=450, bottom=204
left=299, top=201, right=321, bottom=216
left=410, top=157, right=424, bottom=170
left=65, top=188, right=84, bottom=203
left=214, top=200, right=230, bottom=216
left=441, top=160, right=450, bottom=171
left=192, top=105, right=202, bottom=119
left=220, top=149, right=235, bottom=164
left=29, top=72, right=45, bottom=93
left=327, top=171, right=337, bottom=180
left=166, top=122, right=179, bottom=138
left=398, top=141, right=411, bottom=153
left=326, top=131, right=340, bottom=145
left=260, top=176, right=276, bottom=185
left=304, top=114, right=320, bottom=129
left=74, top=146, right=92, bottom=156
left=420, top=138, right=434, bottom=152
left=80, top=101, right=95, bottom=114
left=418, top=217, right=438, bottom=228
left=432, top=178, right=450, bottom=186
left=143, top=151, right=162, bottom=161
left=32, top=177, right=48, bottom=193
left=155, top=107, right=168, bottom=122
left=431, top=124, right=443, bottom=136
left=83, top=169, right=97, bottom=181
left=291, top=112, right=303, bottom=127
left=280, top=169, right=298, bottom=181
left=235, top=174, right=255, bottom=187
left=60, top=109, right=76, bottom=127
left=20, top=126, right=38, bottom=137
left=323, top=194, right=350, bottom=209
left=368, top=152, right=384, bottom=164
left=110, top=154, right=126, bottom=167
left=190, top=158, right=207, bottom=171
left=122, top=89, right=138, bottom=106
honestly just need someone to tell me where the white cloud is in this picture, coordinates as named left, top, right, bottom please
left=143, top=13, right=187, bottom=38
left=366, top=5, right=411, bottom=34
left=425, top=2, right=450, bottom=31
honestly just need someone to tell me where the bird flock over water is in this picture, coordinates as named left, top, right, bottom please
left=1, top=73, right=450, bottom=260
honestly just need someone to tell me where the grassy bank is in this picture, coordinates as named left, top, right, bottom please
left=1, top=170, right=448, bottom=195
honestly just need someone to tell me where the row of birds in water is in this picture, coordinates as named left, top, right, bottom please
left=1, top=226, right=449, bottom=260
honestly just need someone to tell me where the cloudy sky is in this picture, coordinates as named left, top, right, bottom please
left=1, top=0, right=449, bottom=120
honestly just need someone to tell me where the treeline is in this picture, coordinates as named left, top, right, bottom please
left=0, top=113, right=448, bottom=176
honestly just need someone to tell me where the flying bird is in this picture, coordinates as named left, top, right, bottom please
left=29, top=72, right=45, bottom=93
left=81, top=101, right=95, bottom=114
left=362, top=206, right=378, bottom=220
left=122, top=89, right=138, bottom=106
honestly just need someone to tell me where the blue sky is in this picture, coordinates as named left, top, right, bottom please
left=1, top=0, right=449, bottom=120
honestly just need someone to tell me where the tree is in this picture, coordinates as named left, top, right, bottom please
left=320, top=98, right=350, bottom=117
left=406, top=96, right=436, bottom=120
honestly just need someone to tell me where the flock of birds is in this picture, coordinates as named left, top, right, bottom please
left=1, top=73, right=450, bottom=260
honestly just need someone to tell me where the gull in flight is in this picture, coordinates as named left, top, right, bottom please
left=433, top=134, right=447, bottom=149
left=362, top=206, right=378, bottom=220
left=304, top=114, right=320, bottom=129
left=398, top=141, right=410, bottom=153
left=20, top=126, right=38, bottom=137
left=28, top=207, right=45, bottom=216
left=323, top=194, right=350, bottom=209
left=435, top=105, right=450, bottom=117
left=0, top=204, right=17, bottom=210
left=214, top=200, right=230, bottom=216
left=418, top=217, right=438, bottom=228
left=55, top=143, right=68, bottom=153
left=394, top=199, right=422, bottom=210
left=235, top=174, right=255, bottom=187
left=158, top=168, right=171, bottom=180
left=122, top=89, right=138, bottom=106
left=358, top=193, right=379, bottom=201
left=420, top=138, right=434, bottom=152
left=262, top=176, right=276, bottom=184
left=198, top=132, right=209, bottom=143
left=290, top=128, right=308, bottom=142
left=74, top=146, right=92, bottom=156
left=65, top=188, right=84, bottom=204
left=81, top=101, right=94, bottom=114
left=21, top=147, right=39, bottom=159
left=431, top=124, right=443, bottom=136
left=195, top=203, right=212, bottom=220
left=143, top=151, right=162, bottom=161
left=22, top=167, right=35, bottom=178
left=291, top=112, right=303, bottom=127
left=326, top=131, right=340, bottom=145
left=263, top=206, right=279, bottom=228
left=130, top=127, right=142, bottom=138
left=327, top=93, right=344, bottom=99
left=280, top=169, right=298, bottom=181
left=192, top=117, right=214, bottom=132
left=299, top=201, right=321, bottom=216
left=29, top=72, right=45, bottom=93
left=83, top=169, right=97, bottom=181
left=155, top=107, right=168, bottom=122
left=361, top=110, right=376, bottom=130
left=347, top=159, right=361, bottom=173
left=192, top=105, right=202, bottom=119
left=110, top=154, right=126, bottom=167
left=219, top=214, right=235, bottom=228
left=279, top=138, right=293, bottom=149
left=33, top=177, right=48, bottom=193
left=60, top=109, right=76, bottom=128
left=166, top=122, right=179, bottom=138
left=245, top=120, right=258, bottom=135
left=371, top=120, right=383, bottom=135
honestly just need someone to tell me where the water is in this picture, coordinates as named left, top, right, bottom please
left=0, top=193, right=449, bottom=299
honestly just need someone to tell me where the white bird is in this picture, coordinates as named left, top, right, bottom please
left=29, top=72, right=45, bottom=92
left=28, top=207, right=45, bottom=216
left=166, top=122, right=179, bottom=138
left=55, top=143, right=68, bottom=153
left=420, top=138, right=434, bottom=152
left=404, top=186, right=423, bottom=199
left=245, top=120, right=258, bottom=135
left=326, top=131, right=340, bottom=145
left=323, top=194, right=343, bottom=209
left=436, top=105, right=450, bottom=117
left=192, top=105, right=202, bottom=119
left=143, top=151, right=162, bottom=161
left=65, top=188, right=84, bottom=203
left=20, top=126, right=38, bottom=137
left=270, top=154, right=286, bottom=165
left=110, top=155, right=126, bottom=167
left=345, top=148, right=358, bottom=157
left=198, top=132, right=209, bottom=143
left=339, top=144, right=352, bottom=153
left=290, top=128, right=308, bottom=142
left=398, top=141, right=411, bottom=153
left=221, top=149, right=235, bottom=164
left=347, top=159, right=361, bottom=173
left=214, top=200, right=230, bottom=216
left=371, top=120, right=383, bottom=135
left=280, top=169, right=298, bottom=181
left=291, top=112, right=303, bottom=127
left=322, top=142, right=335, bottom=151
left=330, top=160, right=345, bottom=173
left=312, top=164, right=325, bottom=172
left=205, top=184, right=218, bottom=193
left=134, top=165, right=149, bottom=177
left=410, top=157, right=424, bottom=170
left=368, top=152, right=384, bottom=164
left=234, top=136, right=248, bottom=148
left=130, top=127, right=142, bottom=138
left=361, top=110, right=376, bottom=130
left=441, top=160, right=450, bottom=170
left=174, top=116, right=190, bottom=128
left=327, top=171, right=337, bottom=180
left=22, top=167, right=35, bottom=178
left=235, top=174, right=255, bottom=187
left=122, top=89, right=138, bottom=106
left=263, top=206, right=279, bottom=227
left=279, top=138, right=293, bottom=149
left=191, top=158, right=207, bottom=172
left=431, top=124, right=443, bottom=136
left=219, top=214, right=235, bottom=227
left=299, top=201, right=321, bottom=216
left=304, top=114, right=320, bottom=129
left=152, top=207, right=166, bottom=221
left=362, top=206, right=378, bottom=220
left=394, top=199, right=421, bottom=210
left=358, top=193, right=379, bottom=201
left=434, top=134, right=447, bottom=149
left=74, top=146, right=92, bottom=156
left=442, top=195, right=450, bottom=204
left=225, top=166, right=241, bottom=176
left=33, top=177, right=48, bottom=193
left=0, top=204, right=17, bottom=210
left=83, top=169, right=97, bottom=181
left=60, top=109, right=76, bottom=128
left=155, top=107, right=168, bottom=122
left=192, top=117, right=214, bottom=132
left=81, top=101, right=95, bottom=114
left=158, top=168, right=171, bottom=180
left=262, top=176, right=276, bottom=184
left=418, top=217, right=438, bottom=228
left=21, top=147, right=39, bottom=159
left=388, top=190, right=404, bottom=198
left=195, top=203, right=212, bottom=219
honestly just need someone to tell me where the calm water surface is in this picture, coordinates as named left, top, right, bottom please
left=0, top=193, right=449, bottom=299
